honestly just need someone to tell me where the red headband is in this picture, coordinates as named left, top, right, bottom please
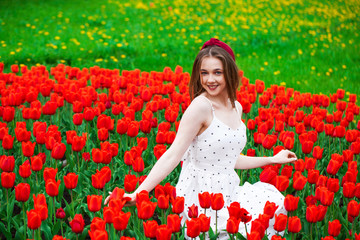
left=201, top=38, right=235, bottom=61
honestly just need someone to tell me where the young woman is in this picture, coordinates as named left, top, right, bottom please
left=106, top=38, right=297, bottom=238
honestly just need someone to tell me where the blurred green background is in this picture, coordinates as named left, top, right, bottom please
left=0, top=0, right=359, bottom=95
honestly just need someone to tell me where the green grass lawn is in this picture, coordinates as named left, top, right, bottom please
left=0, top=0, right=359, bottom=95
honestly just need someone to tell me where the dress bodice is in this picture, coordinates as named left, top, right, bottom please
left=181, top=97, right=247, bottom=173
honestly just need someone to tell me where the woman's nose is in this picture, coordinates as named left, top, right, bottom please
left=208, top=74, right=215, bottom=82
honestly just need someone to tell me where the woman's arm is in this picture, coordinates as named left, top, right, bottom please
left=233, top=101, right=297, bottom=170
left=234, top=150, right=297, bottom=170
left=105, top=96, right=212, bottom=204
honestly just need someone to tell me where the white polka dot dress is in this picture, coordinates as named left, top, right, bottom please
left=176, top=96, right=286, bottom=239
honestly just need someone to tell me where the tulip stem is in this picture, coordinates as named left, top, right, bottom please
left=77, top=152, right=80, bottom=170
left=215, top=210, right=218, bottom=237
left=60, top=220, right=63, bottom=236
left=23, top=202, right=26, bottom=240
left=53, top=197, right=56, bottom=226
left=162, top=209, right=166, bottom=224
left=71, top=190, right=74, bottom=217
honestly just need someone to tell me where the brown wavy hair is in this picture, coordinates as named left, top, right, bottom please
left=189, top=45, right=239, bottom=108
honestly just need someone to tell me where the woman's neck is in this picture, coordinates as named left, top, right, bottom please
left=204, top=92, right=231, bottom=108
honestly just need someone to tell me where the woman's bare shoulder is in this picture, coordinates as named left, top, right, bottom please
left=235, top=100, right=243, bottom=115
left=186, top=95, right=213, bottom=115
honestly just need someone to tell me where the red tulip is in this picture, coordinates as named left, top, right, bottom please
left=284, top=194, right=299, bottom=212
left=307, top=169, right=319, bottom=184
left=103, top=207, right=115, bottom=224
left=227, top=201, right=242, bottom=219
left=274, top=213, right=287, bottom=232
left=87, top=195, right=103, bottom=212
left=72, top=101, right=83, bottom=113
left=294, top=159, right=305, bottom=172
left=326, top=178, right=339, bottom=193
left=132, top=156, right=144, bottom=173
left=188, top=204, right=198, bottom=218
left=63, top=172, right=78, bottom=189
left=288, top=216, right=301, bottom=233
left=301, top=140, right=313, bottom=154
left=328, top=219, right=341, bottom=237
left=88, top=230, right=108, bottom=240
left=72, top=135, right=86, bottom=152
left=137, top=200, right=157, bottom=220
left=211, top=193, right=224, bottom=211
left=275, top=175, right=290, bottom=192
left=226, top=216, right=240, bottom=234
left=92, top=172, right=106, bottom=190
left=171, top=196, right=184, bottom=214
left=143, top=220, right=158, bottom=238
left=293, top=172, right=307, bottom=191
left=167, top=214, right=182, bottom=233
left=97, top=128, right=109, bottom=141
left=186, top=218, right=201, bottom=238
left=247, top=231, right=261, bottom=240
left=27, top=209, right=42, bottom=230
left=1, top=172, right=15, bottom=189
left=305, top=157, right=316, bottom=170
left=263, top=201, right=278, bottom=219
left=198, top=192, right=211, bottom=209
left=1, top=155, right=15, bottom=172
left=319, top=187, right=334, bottom=206
left=73, top=113, right=83, bottom=125
left=70, top=214, right=85, bottom=234
left=91, top=148, right=103, bottom=164
left=43, top=167, right=58, bottom=182
left=250, top=219, right=266, bottom=239
left=306, top=205, right=319, bottom=223
left=19, top=160, right=32, bottom=178
left=347, top=200, right=360, bottom=218
left=2, top=134, right=14, bottom=150
left=326, top=159, right=342, bottom=175
left=127, top=121, right=139, bottom=137
left=2, top=106, right=15, bottom=122
left=123, top=174, right=138, bottom=192
left=42, top=101, right=57, bottom=115
left=56, top=208, right=66, bottom=219
left=260, top=167, right=277, bottom=185
left=280, top=165, right=293, bottom=178
left=51, top=142, right=66, bottom=160
left=262, top=135, right=277, bottom=150
left=343, top=182, right=356, bottom=198
left=15, top=127, right=31, bottom=142
left=45, top=179, right=61, bottom=197
left=198, top=213, right=211, bottom=232
left=113, top=211, right=131, bottom=231
left=15, top=183, right=30, bottom=202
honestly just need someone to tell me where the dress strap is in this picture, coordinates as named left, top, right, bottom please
left=200, top=95, right=215, bottom=114
left=234, top=101, right=240, bottom=114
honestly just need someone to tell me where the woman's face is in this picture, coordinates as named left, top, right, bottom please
left=200, top=57, right=227, bottom=98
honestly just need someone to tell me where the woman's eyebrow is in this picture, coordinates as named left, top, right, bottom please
left=200, top=68, right=223, bottom=71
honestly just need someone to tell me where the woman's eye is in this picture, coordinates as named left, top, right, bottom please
left=216, top=72, right=222, bottom=75
left=201, top=72, right=207, bottom=75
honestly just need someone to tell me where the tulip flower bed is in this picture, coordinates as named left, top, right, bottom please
left=0, top=62, right=359, bottom=240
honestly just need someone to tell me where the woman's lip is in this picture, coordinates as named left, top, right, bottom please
left=207, top=85, right=218, bottom=89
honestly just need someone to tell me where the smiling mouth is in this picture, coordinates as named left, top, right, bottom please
left=207, top=85, right=218, bottom=90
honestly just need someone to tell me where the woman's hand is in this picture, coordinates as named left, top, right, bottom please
left=123, top=193, right=136, bottom=207
left=273, top=149, right=297, bottom=164
left=104, top=191, right=136, bottom=206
